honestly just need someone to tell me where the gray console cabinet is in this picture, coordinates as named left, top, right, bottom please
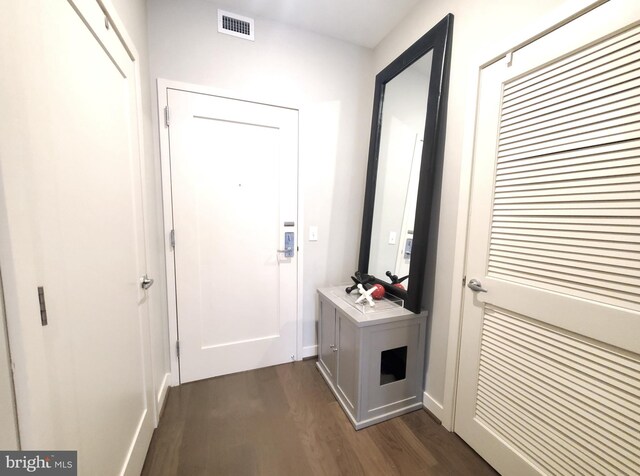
left=316, top=286, right=428, bottom=430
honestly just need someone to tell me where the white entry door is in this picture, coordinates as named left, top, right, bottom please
left=456, top=2, right=640, bottom=475
left=0, top=0, right=154, bottom=474
left=394, top=137, right=422, bottom=284
left=167, top=89, right=298, bottom=383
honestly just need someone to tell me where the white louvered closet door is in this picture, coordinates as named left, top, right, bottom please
left=456, top=2, right=640, bottom=475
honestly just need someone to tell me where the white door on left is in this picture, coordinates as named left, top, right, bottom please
left=0, top=1, right=153, bottom=474
left=0, top=283, right=18, bottom=450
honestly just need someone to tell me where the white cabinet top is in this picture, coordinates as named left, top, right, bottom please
left=318, top=286, right=427, bottom=327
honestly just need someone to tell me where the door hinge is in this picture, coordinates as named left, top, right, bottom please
left=176, top=340, right=180, bottom=359
left=37, top=286, right=48, bottom=326
left=164, top=106, right=170, bottom=127
left=170, top=229, right=175, bottom=249
left=505, top=51, right=514, bottom=67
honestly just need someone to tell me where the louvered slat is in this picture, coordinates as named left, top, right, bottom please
left=499, top=102, right=640, bottom=147
left=480, top=346, right=639, bottom=442
left=476, top=386, right=585, bottom=475
left=482, top=325, right=640, bottom=444
left=500, top=89, right=640, bottom=136
left=498, top=150, right=640, bottom=177
left=490, top=239, right=640, bottom=263
left=498, top=122, right=640, bottom=158
left=493, top=207, right=638, bottom=216
left=495, top=181, right=640, bottom=199
left=496, top=178, right=640, bottom=196
left=504, top=26, right=640, bottom=99
left=483, top=319, right=640, bottom=398
left=490, top=232, right=637, bottom=251
left=501, top=77, right=640, bottom=131
left=490, top=220, right=640, bottom=235
left=491, top=226, right=639, bottom=243
left=490, top=242, right=639, bottom=269
left=478, top=374, right=633, bottom=475
left=501, top=70, right=640, bottom=126
left=496, top=165, right=640, bottom=187
left=497, top=139, right=640, bottom=169
left=490, top=248, right=640, bottom=278
left=495, top=191, right=640, bottom=204
left=498, top=134, right=640, bottom=165
left=478, top=371, right=634, bottom=476
left=475, top=307, right=640, bottom=476
left=502, top=47, right=640, bottom=113
left=500, top=101, right=638, bottom=151
left=488, top=258, right=639, bottom=296
left=493, top=215, right=640, bottom=226
left=494, top=201, right=640, bottom=211
left=502, top=30, right=640, bottom=117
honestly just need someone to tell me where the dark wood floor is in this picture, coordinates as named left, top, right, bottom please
left=142, top=360, right=497, bottom=475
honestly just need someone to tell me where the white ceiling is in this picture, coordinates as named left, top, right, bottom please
left=210, top=0, right=422, bottom=49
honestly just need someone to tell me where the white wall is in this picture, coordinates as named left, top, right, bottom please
left=373, top=0, right=568, bottom=417
left=147, top=0, right=374, bottom=353
left=110, top=0, right=172, bottom=413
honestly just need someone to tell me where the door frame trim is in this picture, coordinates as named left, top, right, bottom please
left=439, top=0, right=610, bottom=430
left=0, top=270, right=20, bottom=449
left=156, top=79, right=303, bottom=385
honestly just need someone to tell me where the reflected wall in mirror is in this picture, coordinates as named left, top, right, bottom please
left=359, top=14, right=453, bottom=313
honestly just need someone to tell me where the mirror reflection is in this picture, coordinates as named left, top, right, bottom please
left=367, top=51, right=434, bottom=288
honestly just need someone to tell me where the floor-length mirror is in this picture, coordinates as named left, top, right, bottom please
left=359, top=14, right=453, bottom=312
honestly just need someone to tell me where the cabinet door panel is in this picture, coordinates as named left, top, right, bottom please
left=318, top=297, right=336, bottom=379
left=336, top=313, right=358, bottom=412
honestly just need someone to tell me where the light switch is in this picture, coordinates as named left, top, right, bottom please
left=309, top=226, right=318, bottom=241
left=388, top=231, right=397, bottom=245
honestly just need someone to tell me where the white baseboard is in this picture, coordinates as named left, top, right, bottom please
left=423, top=391, right=445, bottom=423
left=121, top=409, right=154, bottom=476
left=302, top=345, right=318, bottom=359
left=156, top=372, right=170, bottom=423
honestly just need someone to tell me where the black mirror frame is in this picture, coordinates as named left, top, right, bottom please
left=358, top=14, right=454, bottom=313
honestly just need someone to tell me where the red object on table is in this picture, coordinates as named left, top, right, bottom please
left=371, top=283, right=385, bottom=300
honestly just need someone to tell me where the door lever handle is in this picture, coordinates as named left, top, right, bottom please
left=277, top=231, right=295, bottom=258
left=141, top=275, right=154, bottom=290
left=467, top=279, right=488, bottom=293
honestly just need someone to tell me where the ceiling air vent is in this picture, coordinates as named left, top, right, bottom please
left=218, top=10, right=254, bottom=41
